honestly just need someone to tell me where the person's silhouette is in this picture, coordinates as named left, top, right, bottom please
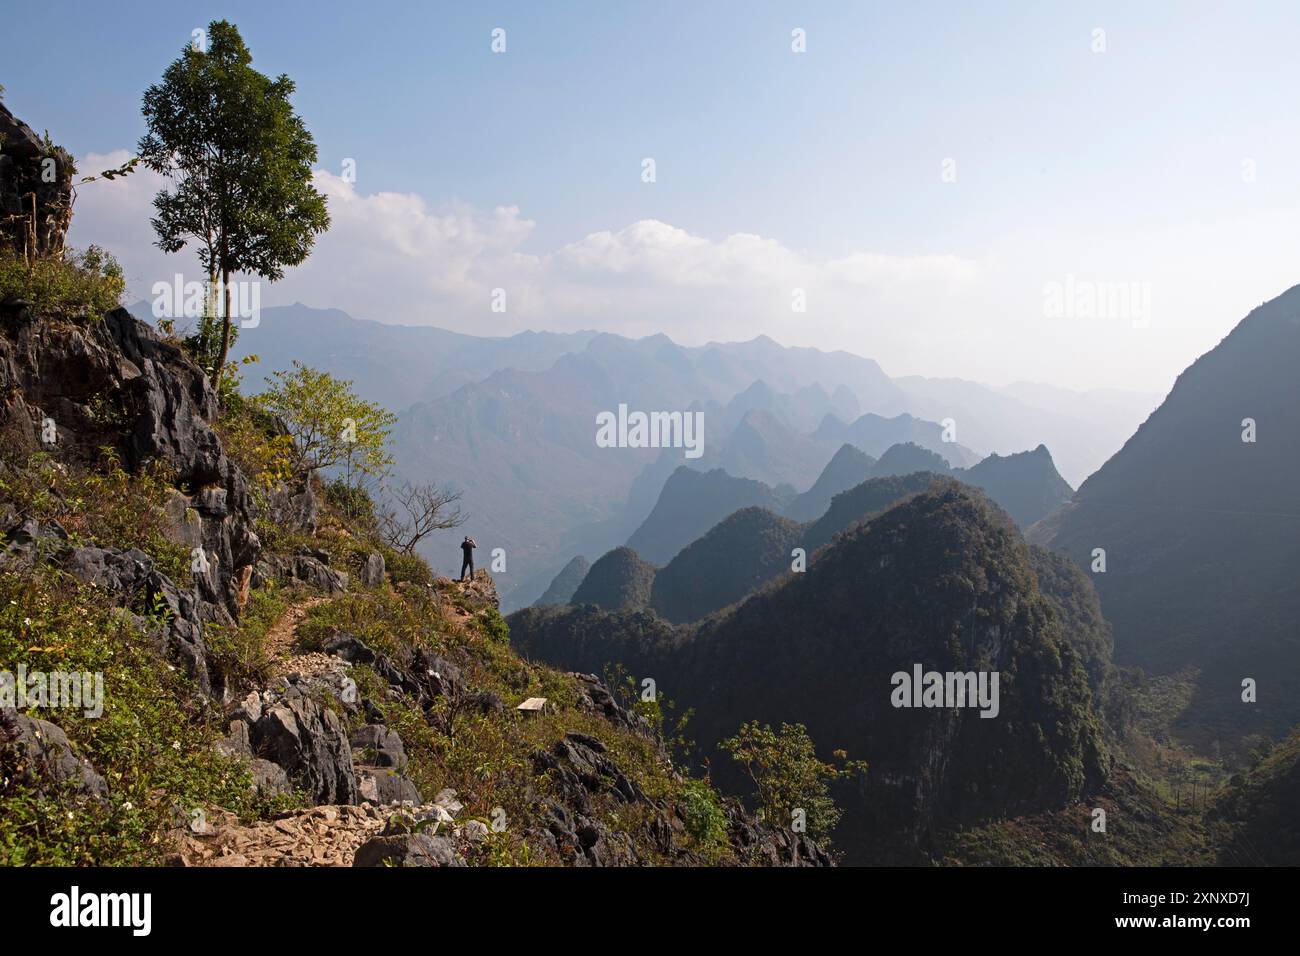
left=459, top=536, right=477, bottom=581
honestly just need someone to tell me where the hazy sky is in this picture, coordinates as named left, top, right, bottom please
left=9, top=0, right=1300, bottom=393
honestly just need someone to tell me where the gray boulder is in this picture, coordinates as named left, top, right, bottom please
left=353, top=834, right=465, bottom=868
left=2, top=713, right=108, bottom=799
left=250, top=688, right=357, bottom=804
left=349, top=724, right=406, bottom=769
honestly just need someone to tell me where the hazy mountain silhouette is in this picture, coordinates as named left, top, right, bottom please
left=533, top=555, right=590, bottom=606
left=871, top=441, right=954, bottom=477
left=1035, top=283, right=1300, bottom=744
left=814, top=412, right=979, bottom=466
left=625, top=466, right=785, bottom=565
left=896, top=374, right=1161, bottom=487
left=783, top=443, right=876, bottom=521
left=135, top=301, right=1142, bottom=611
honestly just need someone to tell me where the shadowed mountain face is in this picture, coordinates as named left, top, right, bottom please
left=568, top=546, right=657, bottom=610
left=802, top=471, right=943, bottom=553
left=533, top=555, right=590, bottom=606
left=626, top=467, right=785, bottom=565
left=511, top=483, right=1107, bottom=863
left=783, top=443, right=876, bottom=522
left=1037, top=284, right=1300, bottom=744
left=649, top=507, right=802, bottom=623
left=960, top=445, right=1074, bottom=528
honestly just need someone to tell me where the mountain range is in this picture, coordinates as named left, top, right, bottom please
left=128, top=302, right=1157, bottom=610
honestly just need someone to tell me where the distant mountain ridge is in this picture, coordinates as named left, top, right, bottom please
left=129, top=301, right=1139, bottom=609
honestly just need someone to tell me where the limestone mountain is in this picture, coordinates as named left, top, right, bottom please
left=568, top=546, right=657, bottom=611
left=533, top=555, right=590, bottom=606
left=625, top=466, right=785, bottom=565
left=649, top=507, right=802, bottom=624
left=959, top=445, right=1073, bottom=528
left=801, top=471, right=942, bottom=553
left=870, top=441, right=955, bottom=477
left=717, top=408, right=828, bottom=489
left=511, top=481, right=1109, bottom=863
left=783, top=443, right=876, bottom=522
left=1035, top=283, right=1300, bottom=745
left=813, top=411, right=980, bottom=466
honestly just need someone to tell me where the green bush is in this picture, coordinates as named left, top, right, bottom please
left=679, top=779, right=728, bottom=856
left=0, top=246, right=123, bottom=320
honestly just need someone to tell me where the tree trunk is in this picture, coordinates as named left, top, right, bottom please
left=212, top=267, right=232, bottom=397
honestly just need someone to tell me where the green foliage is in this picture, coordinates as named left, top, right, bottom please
left=0, top=245, right=124, bottom=320
left=0, top=450, right=190, bottom=582
left=478, top=606, right=510, bottom=645
left=386, top=550, right=435, bottom=589
left=215, top=390, right=296, bottom=498
left=720, top=721, right=865, bottom=842
left=255, top=362, right=396, bottom=482
left=138, top=18, right=330, bottom=386
left=0, top=570, right=276, bottom=865
left=205, top=583, right=289, bottom=686
left=678, top=779, right=728, bottom=857
left=570, top=546, right=656, bottom=611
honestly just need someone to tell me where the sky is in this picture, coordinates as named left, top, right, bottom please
left=7, top=0, right=1300, bottom=393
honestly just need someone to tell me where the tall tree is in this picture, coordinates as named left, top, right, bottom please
left=138, top=20, right=329, bottom=389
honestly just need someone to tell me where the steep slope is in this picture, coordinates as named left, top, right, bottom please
left=1038, top=283, right=1300, bottom=744
left=512, top=482, right=1107, bottom=863
left=626, top=467, right=783, bottom=565
left=569, top=546, right=656, bottom=610
left=1027, top=545, right=1114, bottom=704
left=783, top=443, right=875, bottom=522
left=957, top=445, right=1073, bottom=527
left=649, top=507, right=802, bottom=623
left=801, top=472, right=941, bottom=553
left=1209, top=728, right=1300, bottom=865
left=533, top=555, right=590, bottom=606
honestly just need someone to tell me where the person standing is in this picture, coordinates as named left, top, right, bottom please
left=459, top=535, right=477, bottom=581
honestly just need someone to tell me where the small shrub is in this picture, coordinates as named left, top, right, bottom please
left=0, top=246, right=124, bottom=320
left=679, top=779, right=729, bottom=858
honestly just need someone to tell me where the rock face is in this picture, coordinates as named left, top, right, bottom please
left=0, top=102, right=74, bottom=258
left=0, top=301, right=261, bottom=628
left=246, top=688, right=358, bottom=805
left=1, top=712, right=108, bottom=799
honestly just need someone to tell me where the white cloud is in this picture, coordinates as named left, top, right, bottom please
left=67, top=153, right=982, bottom=355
